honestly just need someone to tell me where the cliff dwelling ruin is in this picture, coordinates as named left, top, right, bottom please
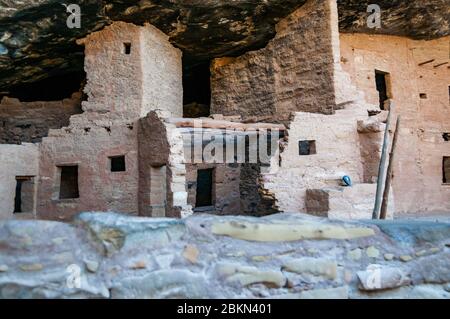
left=0, top=0, right=449, bottom=222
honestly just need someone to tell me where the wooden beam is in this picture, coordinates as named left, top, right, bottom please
left=434, top=62, right=448, bottom=68
left=380, top=116, right=401, bottom=220
left=372, top=103, right=393, bottom=219
left=166, top=118, right=286, bottom=131
left=418, top=59, right=435, bottom=66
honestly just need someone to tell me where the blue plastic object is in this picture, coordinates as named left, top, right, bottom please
left=342, top=175, right=352, bottom=187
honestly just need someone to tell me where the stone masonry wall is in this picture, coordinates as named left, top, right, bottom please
left=79, top=22, right=183, bottom=119
left=36, top=119, right=139, bottom=221
left=0, top=93, right=82, bottom=144
left=261, top=104, right=393, bottom=218
left=340, top=34, right=450, bottom=214
left=185, top=163, right=241, bottom=215
left=210, top=0, right=338, bottom=123
left=0, top=212, right=449, bottom=299
left=138, top=111, right=192, bottom=218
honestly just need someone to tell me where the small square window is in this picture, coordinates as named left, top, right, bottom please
left=420, top=93, right=428, bottom=99
left=299, top=140, right=317, bottom=155
left=443, top=133, right=450, bottom=142
left=123, top=42, right=131, bottom=55
left=110, top=156, right=126, bottom=172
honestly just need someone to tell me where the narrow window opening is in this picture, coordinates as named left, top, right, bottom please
left=110, top=156, right=126, bottom=172
left=443, top=157, right=450, bottom=184
left=299, top=140, right=317, bottom=156
left=59, top=166, right=79, bottom=199
left=420, top=93, right=428, bottom=99
left=183, top=58, right=212, bottom=118
left=14, top=176, right=35, bottom=213
left=375, top=70, right=390, bottom=110
left=195, top=169, right=214, bottom=207
left=123, top=42, right=131, bottom=55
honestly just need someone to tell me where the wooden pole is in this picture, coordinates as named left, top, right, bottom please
left=380, top=116, right=401, bottom=220
left=372, top=103, right=393, bottom=219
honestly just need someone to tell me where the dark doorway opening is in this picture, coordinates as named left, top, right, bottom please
left=375, top=70, right=390, bottom=110
left=183, top=57, right=211, bottom=118
left=59, top=166, right=80, bottom=199
left=14, top=177, right=35, bottom=213
left=195, top=169, right=214, bottom=207
left=443, top=157, right=450, bottom=184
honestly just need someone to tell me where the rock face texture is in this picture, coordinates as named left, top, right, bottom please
left=0, top=0, right=449, bottom=90
left=0, top=93, right=82, bottom=144
left=0, top=212, right=449, bottom=299
left=211, top=0, right=337, bottom=122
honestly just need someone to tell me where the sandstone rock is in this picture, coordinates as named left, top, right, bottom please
left=410, top=253, right=450, bottom=284
left=299, top=286, right=349, bottom=299
left=384, top=254, right=395, bottom=261
left=0, top=212, right=449, bottom=299
left=75, top=212, right=185, bottom=254
left=84, top=260, right=99, bottom=273
left=408, top=285, right=450, bottom=299
left=19, top=264, right=43, bottom=272
left=282, top=257, right=337, bottom=280
left=348, top=249, right=362, bottom=261
left=212, top=221, right=375, bottom=242
left=110, top=270, right=211, bottom=299
left=130, top=261, right=147, bottom=270
left=357, top=265, right=410, bottom=291
left=400, top=255, right=413, bottom=262
left=415, top=250, right=427, bottom=257
left=366, top=246, right=380, bottom=258
left=274, top=286, right=349, bottom=299
left=217, top=263, right=286, bottom=288
left=183, top=245, right=199, bottom=264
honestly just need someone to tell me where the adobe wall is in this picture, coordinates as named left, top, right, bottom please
left=79, top=22, right=182, bottom=119
left=138, top=111, right=192, bottom=218
left=33, top=22, right=185, bottom=221
left=210, top=0, right=338, bottom=123
left=261, top=104, right=394, bottom=219
left=0, top=143, right=39, bottom=220
left=339, top=34, right=450, bottom=214
left=185, top=163, right=241, bottom=215
left=0, top=93, right=82, bottom=144
left=36, top=120, right=139, bottom=220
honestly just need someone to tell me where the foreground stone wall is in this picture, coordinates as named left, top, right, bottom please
left=340, top=34, right=450, bottom=215
left=210, top=0, right=338, bottom=123
left=0, top=144, right=39, bottom=220
left=0, top=212, right=448, bottom=299
left=0, top=93, right=82, bottom=144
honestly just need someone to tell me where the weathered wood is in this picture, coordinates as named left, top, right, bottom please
left=166, top=118, right=286, bottom=131
left=380, top=116, right=401, bottom=220
left=372, top=104, right=394, bottom=219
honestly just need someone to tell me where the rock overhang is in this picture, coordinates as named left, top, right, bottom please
left=0, top=0, right=449, bottom=91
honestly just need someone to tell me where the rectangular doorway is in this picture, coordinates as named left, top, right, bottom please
left=375, top=70, right=391, bottom=110
left=14, top=176, right=35, bottom=214
left=195, top=168, right=214, bottom=207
